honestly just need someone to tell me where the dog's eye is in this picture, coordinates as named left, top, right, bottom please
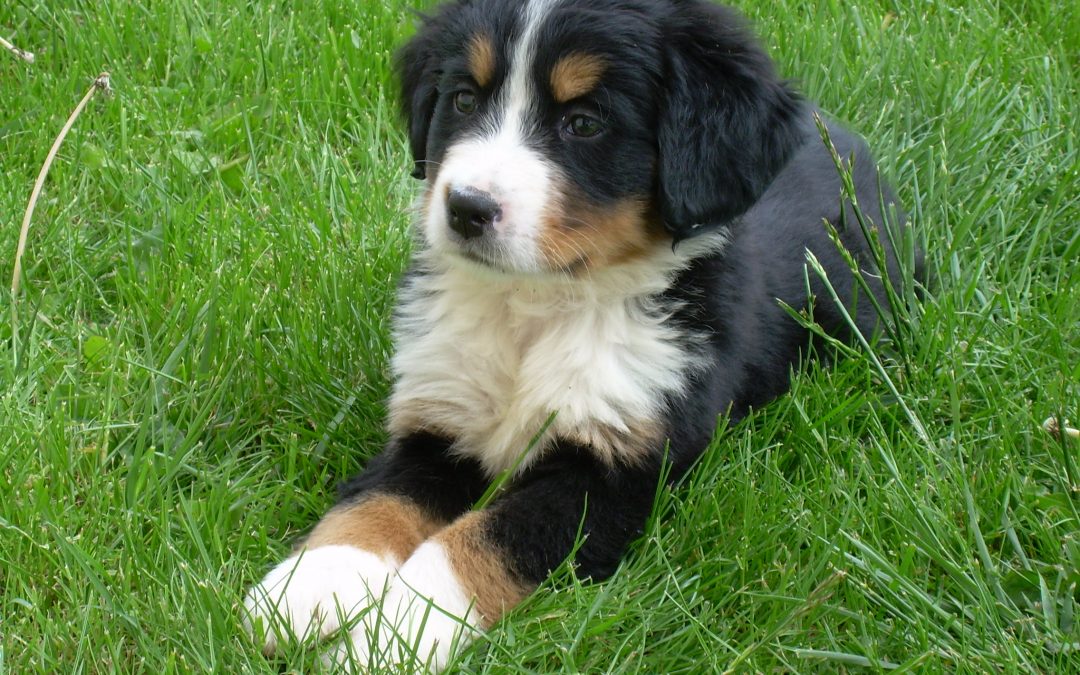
left=565, top=114, right=603, bottom=138
left=454, top=91, right=478, bottom=115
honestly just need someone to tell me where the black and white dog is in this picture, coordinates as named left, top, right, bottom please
left=245, top=0, right=916, bottom=669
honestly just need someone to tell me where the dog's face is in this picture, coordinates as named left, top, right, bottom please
left=398, top=0, right=804, bottom=275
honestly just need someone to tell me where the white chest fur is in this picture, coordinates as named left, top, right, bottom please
left=387, top=249, right=715, bottom=477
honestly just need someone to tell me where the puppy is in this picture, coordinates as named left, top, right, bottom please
left=245, top=0, right=917, bottom=669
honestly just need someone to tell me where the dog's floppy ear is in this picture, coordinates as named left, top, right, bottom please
left=658, top=2, right=804, bottom=241
left=395, top=16, right=441, bottom=180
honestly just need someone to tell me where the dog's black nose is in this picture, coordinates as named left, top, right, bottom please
left=447, top=187, right=501, bottom=239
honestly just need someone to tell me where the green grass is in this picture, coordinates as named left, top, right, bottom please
left=1, top=0, right=1077, bottom=671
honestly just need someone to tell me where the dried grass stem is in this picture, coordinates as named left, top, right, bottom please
left=0, top=34, right=35, bottom=63
left=11, top=72, right=111, bottom=298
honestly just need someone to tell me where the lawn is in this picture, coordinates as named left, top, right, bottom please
left=1, top=0, right=1077, bottom=672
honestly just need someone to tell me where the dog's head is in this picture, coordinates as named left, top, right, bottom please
left=397, top=0, right=804, bottom=275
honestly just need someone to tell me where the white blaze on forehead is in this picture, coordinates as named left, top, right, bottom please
left=502, top=0, right=560, bottom=138
left=424, top=0, right=564, bottom=273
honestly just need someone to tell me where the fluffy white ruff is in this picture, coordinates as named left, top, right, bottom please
left=243, top=545, right=397, bottom=653
left=324, top=541, right=481, bottom=673
left=391, top=232, right=725, bottom=476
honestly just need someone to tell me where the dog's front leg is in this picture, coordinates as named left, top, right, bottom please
left=326, top=443, right=661, bottom=671
left=243, top=431, right=488, bottom=655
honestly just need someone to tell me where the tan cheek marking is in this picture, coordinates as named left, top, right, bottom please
left=540, top=196, right=668, bottom=272
left=303, top=494, right=444, bottom=562
left=467, top=34, right=496, bottom=88
left=550, top=53, right=606, bottom=103
left=436, top=511, right=531, bottom=627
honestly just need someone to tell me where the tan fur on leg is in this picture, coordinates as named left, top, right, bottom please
left=304, top=494, right=444, bottom=563
left=435, top=511, right=532, bottom=627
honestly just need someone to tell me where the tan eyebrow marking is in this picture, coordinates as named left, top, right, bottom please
left=467, top=34, right=496, bottom=88
left=549, top=53, right=607, bottom=103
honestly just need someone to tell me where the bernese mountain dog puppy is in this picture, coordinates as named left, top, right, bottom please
left=245, top=0, right=917, bottom=669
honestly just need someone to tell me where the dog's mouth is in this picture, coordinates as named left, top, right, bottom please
left=452, top=244, right=497, bottom=268
left=443, top=237, right=581, bottom=279
left=424, top=184, right=619, bottom=278
left=444, top=236, right=520, bottom=274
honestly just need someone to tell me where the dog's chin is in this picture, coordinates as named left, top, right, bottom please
left=442, top=237, right=643, bottom=281
left=448, top=246, right=506, bottom=272
left=426, top=221, right=594, bottom=278
left=436, top=239, right=542, bottom=278
left=437, top=242, right=516, bottom=276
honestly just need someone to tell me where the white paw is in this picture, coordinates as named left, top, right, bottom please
left=323, top=542, right=482, bottom=673
left=243, top=545, right=397, bottom=654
